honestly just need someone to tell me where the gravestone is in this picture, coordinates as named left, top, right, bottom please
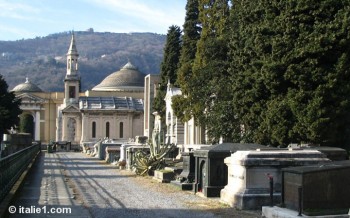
left=55, top=141, right=71, bottom=151
left=126, top=145, right=150, bottom=170
left=105, top=146, right=120, bottom=163
left=220, top=149, right=330, bottom=210
left=282, top=160, right=350, bottom=216
left=193, top=143, right=266, bottom=197
left=120, top=143, right=138, bottom=162
left=96, top=139, right=122, bottom=160
left=171, top=151, right=195, bottom=190
left=171, top=145, right=211, bottom=190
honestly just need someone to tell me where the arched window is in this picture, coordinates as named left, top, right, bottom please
left=106, top=122, right=110, bottom=138
left=119, top=122, right=123, bottom=138
left=92, top=122, right=96, bottom=138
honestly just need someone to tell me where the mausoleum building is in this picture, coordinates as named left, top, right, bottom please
left=12, top=33, right=145, bottom=146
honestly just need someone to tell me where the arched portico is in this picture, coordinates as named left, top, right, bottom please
left=16, top=93, right=45, bottom=141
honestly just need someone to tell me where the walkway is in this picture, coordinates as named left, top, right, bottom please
left=9, top=152, right=260, bottom=218
left=9, top=152, right=90, bottom=218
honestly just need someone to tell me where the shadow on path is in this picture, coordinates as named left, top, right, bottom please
left=9, top=152, right=91, bottom=218
left=8, top=152, right=260, bottom=218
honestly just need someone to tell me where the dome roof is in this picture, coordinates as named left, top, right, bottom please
left=12, top=78, right=43, bottom=92
left=92, top=62, right=145, bottom=91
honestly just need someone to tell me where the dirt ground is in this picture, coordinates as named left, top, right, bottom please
left=119, top=169, right=262, bottom=218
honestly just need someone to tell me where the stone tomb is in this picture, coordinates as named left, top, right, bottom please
left=105, top=146, right=120, bottom=163
left=220, top=149, right=330, bottom=210
left=126, top=145, right=150, bottom=170
left=281, top=160, right=350, bottom=216
left=193, top=143, right=266, bottom=197
left=97, top=140, right=122, bottom=160
left=171, top=151, right=196, bottom=190
left=54, top=141, right=72, bottom=151
left=303, top=146, right=348, bottom=161
left=171, top=145, right=212, bottom=190
left=119, top=143, right=139, bottom=163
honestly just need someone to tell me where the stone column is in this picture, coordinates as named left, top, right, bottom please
left=35, top=111, right=40, bottom=141
left=62, top=115, right=66, bottom=141
left=194, top=125, right=200, bottom=145
left=80, top=113, right=87, bottom=143
left=98, top=116, right=102, bottom=139
left=184, top=121, right=188, bottom=145
left=76, top=115, right=82, bottom=143
left=128, top=114, right=132, bottom=139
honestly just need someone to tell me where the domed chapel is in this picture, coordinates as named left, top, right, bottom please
left=12, top=33, right=157, bottom=146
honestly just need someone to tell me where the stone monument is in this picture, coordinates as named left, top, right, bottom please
left=193, top=143, right=266, bottom=197
left=282, top=160, right=350, bottom=216
left=220, top=149, right=330, bottom=209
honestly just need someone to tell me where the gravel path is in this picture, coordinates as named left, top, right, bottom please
left=57, top=152, right=261, bottom=218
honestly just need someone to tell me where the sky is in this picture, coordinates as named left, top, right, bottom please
left=0, top=0, right=187, bottom=41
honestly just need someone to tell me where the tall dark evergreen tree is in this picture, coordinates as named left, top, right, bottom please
left=173, top=0, right=201, bottom=122
left=276, top=0, right=350, bottom=147
left=152, top=25, right=182, bottom=124
left=190, top=0, right=234, bottom=143
left=229, top=0, right=277, bottom=144
left=0, top=74, right=22, bottom=142
left=176, top=0, right=201, bottom=91
left=230, top=0, right=350, bottom=148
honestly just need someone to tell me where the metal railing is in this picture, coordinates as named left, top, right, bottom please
left=0, top=143, right=40, bottom=202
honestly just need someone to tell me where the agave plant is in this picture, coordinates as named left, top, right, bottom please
left=133, top=130, right=175, bottom=176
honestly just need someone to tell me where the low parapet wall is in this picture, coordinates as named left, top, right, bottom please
left=0, top=144, right=41, bottom=217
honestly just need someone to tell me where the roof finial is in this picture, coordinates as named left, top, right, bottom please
left=122, top=61, right=137, bottom=70
left=67, top=31, right=78, bottom=55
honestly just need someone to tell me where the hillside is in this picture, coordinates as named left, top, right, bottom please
left=0, top=31, right=166, bottom=92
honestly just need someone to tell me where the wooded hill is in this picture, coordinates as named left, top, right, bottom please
left=0, top=31, right=166, bottom=92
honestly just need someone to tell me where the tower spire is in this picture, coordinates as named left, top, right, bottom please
left=67, top=31, right=78, bottom=56
left=66, top=31, right=79, bottom=76
left=64, top=32, right=80, bottom=105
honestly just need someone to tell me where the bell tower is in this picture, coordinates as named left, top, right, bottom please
left=64, top=32, right=80, bottom=105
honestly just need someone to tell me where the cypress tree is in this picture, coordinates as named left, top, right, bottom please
left=230, top=0, right=281, bottom=144
left=230, top=0, right=350, bottom=147
left=277, top=0, right=350, bottom=147
left=173, top=0, right=201, bottom=122
left=152, top=25, right=182, bottom=125
left=176, top=0, right=201, bottom=90
left=190, top=0, right=233, bottom=143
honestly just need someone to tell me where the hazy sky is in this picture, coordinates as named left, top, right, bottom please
left=0, top=0, right=187, bottom=41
